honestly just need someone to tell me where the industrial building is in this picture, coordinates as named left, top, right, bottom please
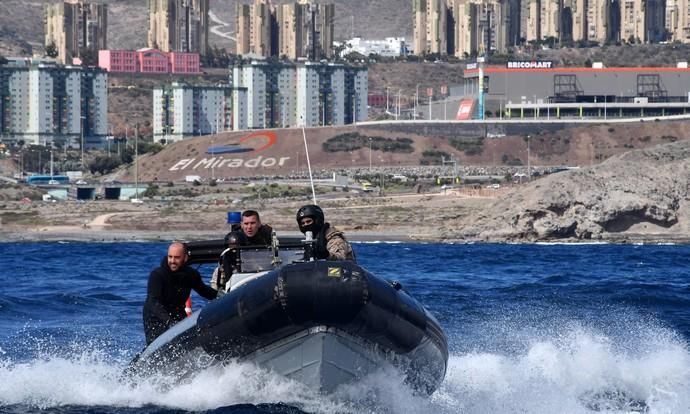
left=459, top=61, right=690, bottom=119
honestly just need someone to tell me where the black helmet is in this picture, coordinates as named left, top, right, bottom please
left=224, top=230, right=247, bottom=246
left=296, top=204, right=324, bottom=234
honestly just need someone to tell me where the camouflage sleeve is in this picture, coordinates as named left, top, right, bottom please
left=211, top=266, right=225, bottom=291
left=326, top=234, right=354, bottom=261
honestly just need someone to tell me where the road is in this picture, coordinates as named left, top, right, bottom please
left=209, top=10, right=235, bottom=42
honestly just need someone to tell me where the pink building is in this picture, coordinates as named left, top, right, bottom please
left=98, top=49, right=201, bottom=74
left=169, top=52, right=201, bottom=74
left=98, top=50, right=138, bottom=73
left=138, top=48, right=169, bottom=74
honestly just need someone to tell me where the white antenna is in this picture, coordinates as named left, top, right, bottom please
left=301, top=125, right=317, bottom=204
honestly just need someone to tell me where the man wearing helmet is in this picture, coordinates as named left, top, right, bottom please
left=296, top=204, right=355, bottom=261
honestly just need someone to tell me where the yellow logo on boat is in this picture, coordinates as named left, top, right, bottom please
left=328, top=267, right=342, bottom=278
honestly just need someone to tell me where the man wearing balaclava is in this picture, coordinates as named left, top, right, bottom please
left=296, top=204, right=355, bottom=262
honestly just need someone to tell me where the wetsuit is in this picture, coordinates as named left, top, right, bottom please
left=143, top=258, right=217, bottom=344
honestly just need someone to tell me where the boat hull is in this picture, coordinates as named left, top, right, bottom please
left=131, top=260, right=448, bottom=395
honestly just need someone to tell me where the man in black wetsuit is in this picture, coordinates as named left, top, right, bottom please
left=143, top=241, right=217, bottom=344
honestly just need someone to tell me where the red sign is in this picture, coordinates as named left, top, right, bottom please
left=426, top=87, right=433, bottom=97
left=440, top=85, right=447, bottom=95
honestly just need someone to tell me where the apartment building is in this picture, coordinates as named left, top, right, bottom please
left=237, top=0, right=334, bottom=60
left=417, top=0, right=510, bottom=57
left=587, top=0, right=610, bottom=42
left=413, top=0, right=428, bottom=55
left=236, top=4, right=252, bottom=55
left=418, top=0, right=690, bottom=52
left=153, top=83, right=247, bottom=143
left=230, top=61, right=367, bottom=129
left=0, top=59, right=107, bottom=148
left=562, top=0, right=587, bottom=42
left=620, top=0, right=645, bottom=42
left=148, top=0, right=209, bottom=56
left=541, top=0, right=561, bottom=40
left=666, top=0, right=690, bottom=42
left=44, top=0, right=107, bottom=65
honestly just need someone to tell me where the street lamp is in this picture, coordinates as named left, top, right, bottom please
left=368, top=137, right=372, bottom=171
left=80, top=116, right=86, bottom=168
left=414, top=84, right=419, bottom=120
left=526, top=134, right=531, bottom=181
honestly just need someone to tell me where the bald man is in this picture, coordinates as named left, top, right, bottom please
left=143, top=242, right=217, bottom=344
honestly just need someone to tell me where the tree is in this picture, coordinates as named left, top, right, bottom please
left=45, top=41, right=58, bottom=58
left=88, top=155, right=122, bottom=175
left=79, top=47, right=97, bottom=66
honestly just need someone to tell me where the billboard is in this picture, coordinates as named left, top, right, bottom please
left=506, top=61, right=554, bottom=69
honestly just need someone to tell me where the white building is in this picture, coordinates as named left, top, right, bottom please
left=231, top=60, right=368, bottom=128
left=337, top=37, right=408, bottom=57
left=0, top=58, right=107, bottom=148
left=153, top=82, right=247, bottom=143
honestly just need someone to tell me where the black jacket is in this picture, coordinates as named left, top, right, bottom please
left=142, top=258, right=217, bottom=344
left=226, top=224, right=273, bottom=246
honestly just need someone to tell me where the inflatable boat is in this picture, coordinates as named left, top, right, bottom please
left=129, top=237, right=448, bottom=395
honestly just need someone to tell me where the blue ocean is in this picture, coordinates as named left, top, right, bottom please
left=1, top=241, right=689, bottom=413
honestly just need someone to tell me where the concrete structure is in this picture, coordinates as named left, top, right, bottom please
left=44, top=0, right=107, bottom=65
left=98, top=49, right=137, bottom=72
left=230, top=61, right=367, bottom=128
left=148, top=0, right=209, bottom=56
left=416, top=0, right=510, bottom=57
left=0, top=58, right=107, bottom=148
left=666, top=0, right=690, bottom=43
left=250, top=0, right=274, bottom=57
left=236, top=4, right=252, bottom=55
left=98, top=49, right=200, bottom=74
left=415, top=0, right=690, bottom=55
left=336, top=37, right=408, bottom=57
left=619, top=0, right=645, bottom=42
left=459, top=63, right=690, bottom=119
left=563, top=0, right=587, bottom=42
left=153, top=83, right=245, bottom=143
left=237, top=0, right=334, bottom=60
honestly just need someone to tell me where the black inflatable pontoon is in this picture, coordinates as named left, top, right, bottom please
left=130, top=237, right=448, bottom=395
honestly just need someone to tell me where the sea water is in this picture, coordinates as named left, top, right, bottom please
left=1, top=242, right=689, bottom=413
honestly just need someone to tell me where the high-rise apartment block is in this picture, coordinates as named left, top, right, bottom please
left=416, top=0, right=688, bottom=58
left=235, top=0, right=334, bottom=60
left=666, top=0, right=690, bottom=42
left=45, top=0, right=107, bottom=65
left=0, top=59, right=107, bottom=148
left=230, top=61, right=367, bottom=129
left=153, top=83, right=247, bottom=143
left=148, top=0, right=209, bottom=56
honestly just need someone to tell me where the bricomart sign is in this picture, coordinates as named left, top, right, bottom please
left=506, top=61, right=554, bottom=69
left=168, top=131, right=290, bottom=172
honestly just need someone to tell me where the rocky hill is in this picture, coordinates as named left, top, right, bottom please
left=451, top=140, right=690, bottom=242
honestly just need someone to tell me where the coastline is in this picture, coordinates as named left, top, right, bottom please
left=0, top=226, right=421, bottom=243
left=3, top=225, right=690, bottom=245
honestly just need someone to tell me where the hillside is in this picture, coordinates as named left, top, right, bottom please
left=452, top=139, right=690, bottom=242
